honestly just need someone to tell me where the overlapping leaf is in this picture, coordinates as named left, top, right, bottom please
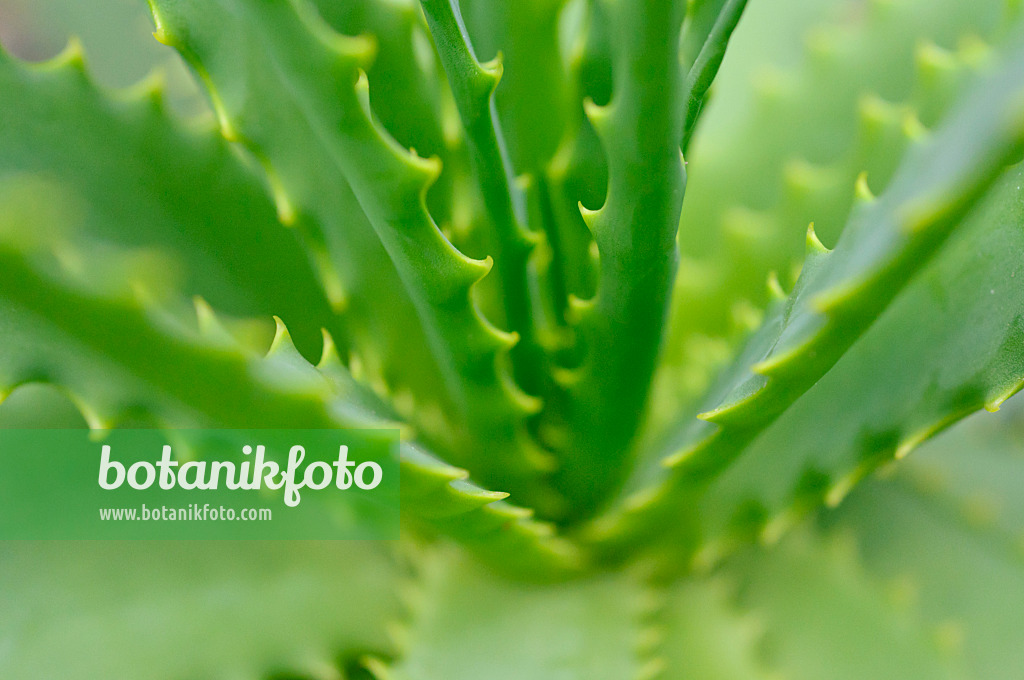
left=147, top=0, right=554, bottom=508
left=589, top=44, right=1024, bottom=560
left=3, top=0, right=1024, bottom=678
left=0, top=224, right=576, bottom=575
left=550, top=0, right=689, bottom=516
left=827, top=403, right=1024, bottom=679
left=376, top=547, right=644, bottom=680
left=0, top=40, right=338, bottom=359
left=0, top=541, right=402, bottom=680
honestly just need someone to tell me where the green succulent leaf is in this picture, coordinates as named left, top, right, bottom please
left=0, top=542, right=402, bottom=680
left=311, top=0, right=449, bottom=168
left=550, top=0, right=690, bottom=517
left=418, top=0, right=545, bottom=393
left=726, top=525, right=963, bottom=680
left=146, top=0, right=555, bottom=507
left=656, top=575, right=772, bottom=680
left=0, top=234, right=574, bottom=575
left=377, top=547, right=645, bottom=680
left=3, top=0, right=1024, bottom=677
left=827, top=404, right=1024, bottom=679
left=0, top=42, right=339, bottom=359
left=661, top=0, right=1010, bottom=385
left=690, top=163, right=1024, bottom=561
left=155, top=0, right=447, bottom=412
left=680, top=0, right=749, bottom=153
left=646, top=405, right=1024, bottom=680
left=590, top=44, right=1024, bottom=559
left=458, top=0, right=572, bottom=175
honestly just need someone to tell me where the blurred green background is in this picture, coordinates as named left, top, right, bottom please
left=0, top=0, right=204, bottom=113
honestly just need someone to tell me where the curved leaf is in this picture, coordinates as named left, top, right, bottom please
left=147, top=0, right=555, bottom=507
left=377, top=547, right=642, bottom=680
left=0, top=236, right=576, bottom=576
left=828, top=402, right=1024, bottom=679
left=0, top=42, right=339, bottom=359
left=550, top=0, right=688, bottom=516
left=590, top=45, right=1024, bottom=559
left=0, top=542, right=402, bottom=680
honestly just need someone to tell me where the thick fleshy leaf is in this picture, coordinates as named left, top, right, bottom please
left=378, top=547, right=643, bottom=680
left=666, top=0, right=1008, bottom=351
left=657, top=575, right=773, bottom=680
left=459, top=0, right=572, bottom=175
left=4, top=0, right=1024, bottom=677
left=680, top=0, right=750, bottom=152
left=147, top=0, right=555, bottom=508
left=589, top=44, right=1024, bottom=559
left=649, top=0, right=1007, bottom=440
left=0, top=42, right=339, bottom=359
left=827, top=402, right=1024, bottom=679
left=726, top=526, right=964, bottom=680
left=0, top=542, right=402, bottom=680
left=152, top=0, right=449, bottom=444
left=652, top=403, right=1024, bottom=680
left=418, top=0, right=545, bottom=393
left=548, top=0, right=689, bottom=516
left=0, top=236, right=576, bottom=576
left=659, top=401, right=1024, bottom=680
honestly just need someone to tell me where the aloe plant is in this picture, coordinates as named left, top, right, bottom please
left=2, top=0, right=1024, bottom=676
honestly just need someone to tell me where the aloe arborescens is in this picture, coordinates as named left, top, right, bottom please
left=2, top=0, right=1024, bottom=677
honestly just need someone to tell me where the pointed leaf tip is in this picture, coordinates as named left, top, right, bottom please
left=805, top=222, right=828, bottom=254
left=480, top=51, right=504, bottom=86
left=582, top=96, right=610, bottom=137
left=192, top=296, right=229, bottom=339
left=578, top=201, right=601, bottom=233
left=316, top=328, right=342, bottom=370
left=267, top=316, right=296, bottom=356
left=767, top=270, right=787, bottom=300
left=854, top=171, right=875, bottom=202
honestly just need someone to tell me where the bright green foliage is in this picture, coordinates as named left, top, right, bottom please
left=382, top=547, right=645, bottom=680
left=2, top=0, right=1024, bottom=677
left=0, top=542, right=403, bottom=679
left=551, top=0, right=688, bottom=515
left=0, top=42, right=339, bottom=357
left=589, top=52, right=1024, bottom=561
